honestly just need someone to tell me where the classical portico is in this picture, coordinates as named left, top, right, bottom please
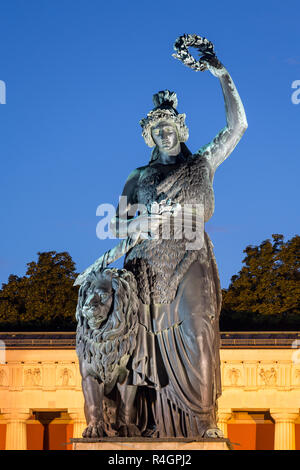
left=0, top=332, right=299, bottom=450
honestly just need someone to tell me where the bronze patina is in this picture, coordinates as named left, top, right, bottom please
left=75, top=34, right=248, bottom=439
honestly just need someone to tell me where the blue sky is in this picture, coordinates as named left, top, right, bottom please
left=0, top=0, right=299, bottom=288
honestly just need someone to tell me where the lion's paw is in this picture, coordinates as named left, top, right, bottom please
left=118, top=423, right=141, bottom=437
left=82, top=421, right=105, bottom=438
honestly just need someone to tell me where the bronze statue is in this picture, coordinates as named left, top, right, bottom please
left=75, top=34, right=248, bottom=439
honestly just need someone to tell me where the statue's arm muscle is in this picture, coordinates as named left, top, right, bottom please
left=196, top=69, right=248, bottom=173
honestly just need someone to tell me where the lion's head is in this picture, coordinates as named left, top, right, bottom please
left=76, top=268, right=139, bottom=383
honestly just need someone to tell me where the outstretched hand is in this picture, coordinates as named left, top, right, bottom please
left=128, top=213, right=164, bottom=240
left=172, top=34, right=226, bottom=76
left=201, top=54, right=226, bottom=78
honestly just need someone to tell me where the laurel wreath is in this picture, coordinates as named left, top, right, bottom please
left=172, top=34, right=215, bottom=71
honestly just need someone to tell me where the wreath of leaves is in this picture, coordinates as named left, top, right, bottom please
left=172, top=34, right=215, bottom=71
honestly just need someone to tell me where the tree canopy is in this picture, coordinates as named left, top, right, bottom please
left=0, top=236, right=299, bottom=331
left=220, top=234, right=300, bottom=330
left=0, top=251, right=78, bottom=330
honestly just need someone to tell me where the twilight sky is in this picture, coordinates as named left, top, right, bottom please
left=0, top=0, right=299, bottom=288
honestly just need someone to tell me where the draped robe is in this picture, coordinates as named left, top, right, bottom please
left=123, top=144, right=222, bottom=437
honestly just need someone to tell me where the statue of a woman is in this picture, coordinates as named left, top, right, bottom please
left=76, top=35, right=247, bottom=439
left=108, top=38, right=248, bottom=438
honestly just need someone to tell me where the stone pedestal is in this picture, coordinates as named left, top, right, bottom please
left=71, top=437, right=232, bottom=451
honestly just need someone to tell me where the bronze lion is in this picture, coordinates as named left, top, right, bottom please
left=75, top=267, right=141, bottom=437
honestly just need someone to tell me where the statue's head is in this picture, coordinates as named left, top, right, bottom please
left=140, top=90, right=189, bottom=148
left=77, top=267, right=139, bottom=332
left=80, top=269, right=114, bottom=330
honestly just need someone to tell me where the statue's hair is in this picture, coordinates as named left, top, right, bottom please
left=140, top=90, right=189, bottom=148
left=76, top=268, right=139, bottom=384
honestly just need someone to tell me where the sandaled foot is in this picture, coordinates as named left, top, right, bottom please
left=203, top=427, right=224, bottom=438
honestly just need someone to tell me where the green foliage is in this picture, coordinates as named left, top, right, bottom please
left=0, top=235, right=299, bottom=331
left=0, top=251, right=78, bottom=331
left=221, top=234, right=300, bottom=330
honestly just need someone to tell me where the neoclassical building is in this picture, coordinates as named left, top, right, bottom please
left=0, top=332, right=300, bottom=450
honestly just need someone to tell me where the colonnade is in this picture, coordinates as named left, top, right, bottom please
left=1, top=407, right=299, bottom=450
left=1, top=408, right=86, bottom=450
left=218, top=408, right=300, bottom=450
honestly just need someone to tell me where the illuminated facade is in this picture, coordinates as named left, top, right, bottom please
left=0, top=332, right=300, bottom=450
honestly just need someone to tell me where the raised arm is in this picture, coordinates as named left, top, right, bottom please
left=196, top=56, right=248, bottom=173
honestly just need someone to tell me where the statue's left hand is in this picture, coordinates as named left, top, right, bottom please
left=201, top=54, right=226, bottom=78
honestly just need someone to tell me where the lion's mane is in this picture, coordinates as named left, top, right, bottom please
left=76, top=268, right=139, bottom=384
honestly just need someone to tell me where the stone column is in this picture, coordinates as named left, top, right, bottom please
left=217, top=410, right=232, bottom=438
left=35, top=411, right=61, bottom=450
left=3, top=409, right=30, bottom=450
left=270, top=409, right=299, bottom=450
left=69, top=409, right=86, bottom=439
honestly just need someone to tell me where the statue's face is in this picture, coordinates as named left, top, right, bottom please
left=151, top=120, right=179, bottom=152
left=83, top=276, right=113, bottom=330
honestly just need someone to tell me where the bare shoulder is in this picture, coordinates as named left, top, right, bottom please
left=120, top=166, right=147, bottom=205
left=123, top=167, right=143, bottom=188
left=125, top=165, right=149, bottom=183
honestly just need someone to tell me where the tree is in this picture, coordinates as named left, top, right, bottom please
left=0, top=251, right=78, bottom=330
left=221, top=234, right=300, bottom=330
